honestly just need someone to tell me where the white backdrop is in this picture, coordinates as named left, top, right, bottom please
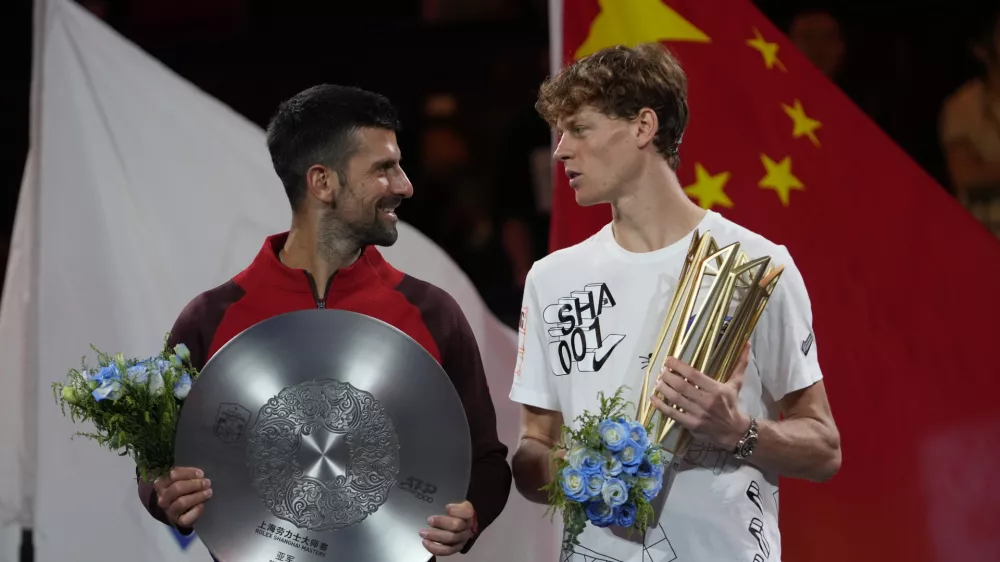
left=0, top=0, right=560, bottom=560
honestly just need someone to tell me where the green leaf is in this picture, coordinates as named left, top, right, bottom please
left=51, top=334, right=202, bottom=480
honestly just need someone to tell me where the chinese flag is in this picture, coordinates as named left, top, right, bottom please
left=550, top=1, right=1000, bottom=561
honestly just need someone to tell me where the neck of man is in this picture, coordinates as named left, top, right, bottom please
left=280, top=212, right=361, bottom=284
left=609, top=159, right=707, bottom=253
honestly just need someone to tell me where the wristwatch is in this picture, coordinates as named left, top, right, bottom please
left=733, top=416, right=758, bottom=460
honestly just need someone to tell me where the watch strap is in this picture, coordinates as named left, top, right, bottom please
left=734, top=416, right=758, bottom=457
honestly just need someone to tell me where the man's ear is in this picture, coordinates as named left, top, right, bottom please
left=305, top=164, right=338, bottom=205
left=634, top=107, right=659, bottom=150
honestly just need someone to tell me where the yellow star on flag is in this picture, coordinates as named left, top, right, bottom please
left=575, top=0, right=710, bottom=60
left=758, top=154, right=803, bottom=206
left=684, top=163, right=733, bottom=210
left=782, top=99, right=822, bottom=147
left=747, top=28, right=786, bottom=71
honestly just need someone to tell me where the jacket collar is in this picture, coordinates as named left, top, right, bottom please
left=240, top=232, right=394, bottom=295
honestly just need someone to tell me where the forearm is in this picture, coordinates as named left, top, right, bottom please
left=747, top=416, right=841, bottom=482
left=137, top=471, right=171, bottom=525
left=465, top=444, right=513, bottom=537
left=511, top=437, right=557, bottom=504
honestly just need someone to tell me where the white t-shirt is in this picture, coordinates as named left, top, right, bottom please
left=509, top=210, right=823, bottom=562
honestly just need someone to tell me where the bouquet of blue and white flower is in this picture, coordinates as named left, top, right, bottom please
left=52, top=336, right=199, bottom=481
left=542, top=386, right=668, bottom=547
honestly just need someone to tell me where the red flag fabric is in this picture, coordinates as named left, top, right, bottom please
left=550, top=1, right=1000, bottom=561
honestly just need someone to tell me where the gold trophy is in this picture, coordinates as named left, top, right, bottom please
left=635, top=230, right=784, bottom=457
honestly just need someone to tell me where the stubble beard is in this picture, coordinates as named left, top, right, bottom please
left=317, top=202, right=397, bottom=264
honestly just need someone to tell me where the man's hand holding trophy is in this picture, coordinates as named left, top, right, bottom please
left=638, top=229, right=784, bottom=461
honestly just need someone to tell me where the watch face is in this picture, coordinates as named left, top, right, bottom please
left=740, top=436, right=757, bottom=458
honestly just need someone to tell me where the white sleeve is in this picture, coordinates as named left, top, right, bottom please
left=750, top=249, right=823, bottom=401
left=508, top=268, right=560, bottom=411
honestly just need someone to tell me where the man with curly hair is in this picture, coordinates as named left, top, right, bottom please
left=508, top=43, right=841, bottom=561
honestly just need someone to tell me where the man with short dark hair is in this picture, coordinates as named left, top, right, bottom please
left=509, top=43, right=840, bottom=561
left=137, top=84, right=512, bottom=558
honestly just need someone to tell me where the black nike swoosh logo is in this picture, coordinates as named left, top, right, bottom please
left=592, top=335, right=625, bottom=371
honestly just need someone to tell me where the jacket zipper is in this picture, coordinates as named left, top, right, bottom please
left=304, top=272, right=335, bottom=309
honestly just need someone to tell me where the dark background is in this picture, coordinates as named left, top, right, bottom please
left=1, top=0, right=994, bottom=327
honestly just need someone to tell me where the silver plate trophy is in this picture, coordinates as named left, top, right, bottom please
left=173, top=309, right=472, bottom=562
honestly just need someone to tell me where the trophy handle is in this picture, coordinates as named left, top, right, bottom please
left=636, top=232, right=785, bottom=452
left=637, top=230, right=710, bottom=423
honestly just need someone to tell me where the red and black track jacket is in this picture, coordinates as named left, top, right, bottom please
left=138, top=232, right=512, bottom=555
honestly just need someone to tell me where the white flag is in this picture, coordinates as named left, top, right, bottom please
left=0, top=0, right=559, bottom=559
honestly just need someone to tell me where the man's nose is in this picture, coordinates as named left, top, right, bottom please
left=553, top=134, right=573, bottom=161
left=394, top=168, right=414, bottom=198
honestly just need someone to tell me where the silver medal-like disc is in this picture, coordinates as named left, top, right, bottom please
left=174, top=309, right=472, bottom=562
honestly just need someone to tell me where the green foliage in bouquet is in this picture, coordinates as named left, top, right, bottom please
left=541, top=386, right=668, bottom=548
left=51, top=335, right=199, bottom=482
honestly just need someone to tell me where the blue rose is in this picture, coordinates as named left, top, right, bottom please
left=599, top=419, right=628, bottom=452
left=173, top=373, right=192, bottom=400
left=126, top=364, right=148, bottom=384
left=174, top=344, right=191, bottom=363
left=637, top=457, right=654, bottom=477
left=618, top=440, right=643, bottom=472
left=154, top=359, right=170, bottom=375
left=91, top=364, right=123, bottom=401
left=126, top=362, right=166, bottom=396
left=638, top=457, right=664, bottom=482
left=638, top=475, right=663, bottom=501
left=626, top=421, right=649, bottom=450
left=91, top=371, right=121, bottom=400
left=568, top=445, right=603, bottom=474
left=148, top=371, right=165, bottom=396
left=92, top=381, right=121, bottom=401
left=601, top=451, right=623, bottom=478
left=560, top=467, right=590, bottom=503
left=567, top=445, right=586, bottom=469
left=601, top=477, right=628, bottom=508
left=585, top=472, right=604, bottom=499
left=584, top=501, right=616, bottom=528
left=92, top=364, right=121, bottom=385
left=615, top=502, right=638, bottom=528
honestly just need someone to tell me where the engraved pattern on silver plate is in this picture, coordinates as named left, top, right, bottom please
left=246, top=379, right=400, bottom=531
left=172, top=309, right=473, bottom=562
